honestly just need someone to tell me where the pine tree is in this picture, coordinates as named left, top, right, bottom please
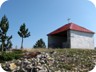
left=18, top=23, right=30, bottom=49
left=0, top=15, right=12, bottom=51
left=33, top=38, right=46, bottom=48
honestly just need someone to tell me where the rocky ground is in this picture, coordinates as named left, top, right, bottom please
left=1, top=49, right=96, bottom=72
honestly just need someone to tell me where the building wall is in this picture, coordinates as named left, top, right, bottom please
left=48, top=36, right=67, bottom=48
left=70, top=30, right=94, bottom=49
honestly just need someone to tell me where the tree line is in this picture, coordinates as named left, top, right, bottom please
left=0, top=15, right=46, bottom=51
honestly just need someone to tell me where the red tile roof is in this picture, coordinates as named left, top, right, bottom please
left=47, top=22, right=94, bottom=36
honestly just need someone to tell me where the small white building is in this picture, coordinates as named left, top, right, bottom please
left=47, top=22, right=94, bottom=49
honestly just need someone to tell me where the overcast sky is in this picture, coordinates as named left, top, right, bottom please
left=0, top=0, right=96, bottom=48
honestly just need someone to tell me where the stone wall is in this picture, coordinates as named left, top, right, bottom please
left=70, top=30, right=94, bottom=49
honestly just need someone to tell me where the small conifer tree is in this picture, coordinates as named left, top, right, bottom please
left=33, top=38, right=46, bottom=48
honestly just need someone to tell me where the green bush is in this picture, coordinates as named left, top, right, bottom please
left=0, top=52, right=14, bottom=61
left=0, top=51, right=23, bottom=62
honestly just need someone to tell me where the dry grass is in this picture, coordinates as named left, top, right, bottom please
left=23, top=48, right=95, bottom=52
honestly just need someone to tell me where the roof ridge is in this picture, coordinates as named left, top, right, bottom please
left=47, top=22, right=94, bottom=36
left=69, top=23, right=73, bottom=29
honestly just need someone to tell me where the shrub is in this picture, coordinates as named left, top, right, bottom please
left=0, top=52, right=14, bottom=61
left=0, top=51, right=23, bottom=62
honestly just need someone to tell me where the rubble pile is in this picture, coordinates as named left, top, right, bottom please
left=2, top=49, right=96, bottom=72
